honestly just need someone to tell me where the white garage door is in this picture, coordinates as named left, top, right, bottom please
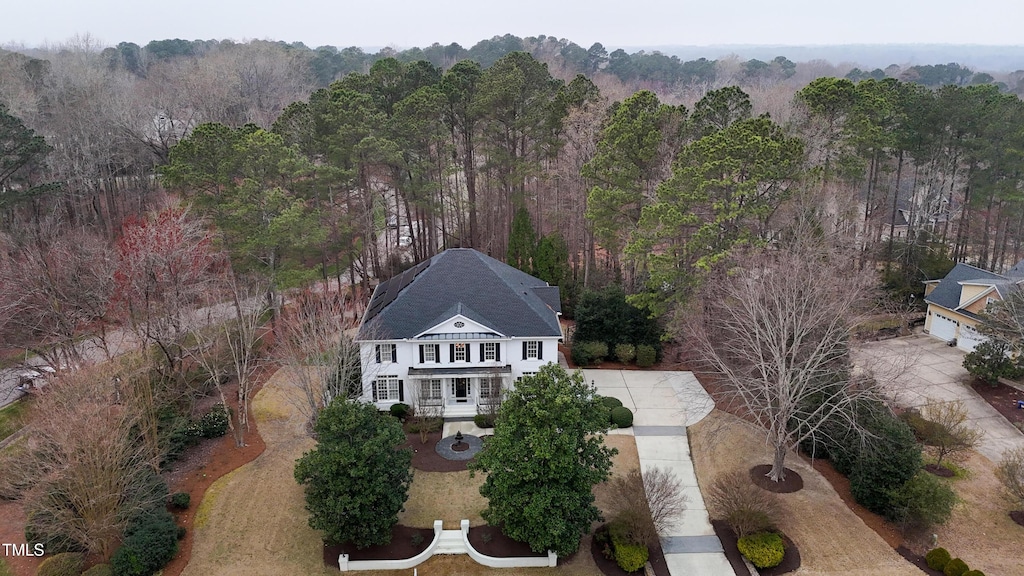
left=958, top=324, right=986, bottom=352
left=930, top=313, right=957, bottom=342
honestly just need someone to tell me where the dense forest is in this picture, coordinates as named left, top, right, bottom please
left=3, top=32, right=1024, bottom=347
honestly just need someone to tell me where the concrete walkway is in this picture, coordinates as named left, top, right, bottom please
left=854, top=334, right=1024, bottom=463
left=583, top=369, right=733, bottom=576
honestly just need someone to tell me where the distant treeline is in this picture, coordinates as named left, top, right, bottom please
left=86, top=34, right=1020, bottom=92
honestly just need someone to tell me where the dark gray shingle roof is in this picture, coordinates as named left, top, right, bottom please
left=924, top=263, right=1005, bottom=311
left=357, top=249, right=562, bottom=340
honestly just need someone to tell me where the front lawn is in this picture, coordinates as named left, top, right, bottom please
left=0, top=398, right=31, bottom=443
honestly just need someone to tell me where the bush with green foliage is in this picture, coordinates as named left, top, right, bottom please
left=389, top=402, right=411, bottom=420
left=963, top=340, right=1023, bottom=386
left=111, top=508, right=180, bottom=576
left=81, top=565, right=113, bottom=576
left=295, top=400, right=413, bottom=548
left=571, top=341, right=609, bottom=366
left=573, top=286, right=662, bottom=357
left=34, top=552, right=84, bottom=576
left=170, top=492, right=190, bottom=510
left=198, top=404, right=230, bottom=438
left=925, top=547, right=951, bottom=571
left=736, top=531, right=784, bottom=569
left=943, top=558, right=969, bottom=576
left=886, top=471, right=958, bottom=529
left=601, top=396, right=623, bottom=409
left=961, top=570, right=985, bottom=576
left=614, top=343, right=636, bottom=364
left=610, top=406, right=634, bottom=428
left=635, top=345, right=656, bottom=368
left=609, top=520, right=649, bottom=572
left=469, top=364, right=616, bottom=557
left=705, top=471, right=782, bottom=537
left=474, top=414, right=494, bottom=428
left=848, top=411, right=922, bottom=515
left=899, top=409, right=942, bottom=443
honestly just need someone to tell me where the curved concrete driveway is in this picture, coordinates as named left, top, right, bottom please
left=854, top=334, right=1024, bottom=463
left=582, top=369, right=732, bottom=576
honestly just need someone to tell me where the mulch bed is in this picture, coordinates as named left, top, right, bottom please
left=589, top=524, right=671, bottom=576
left=322, top=524, right=435, bottom=566
left=923, top=463, right=956, bottom=477
left=161, top=368, right=272, bottom=576
left=896, top=546, right=944, bottom=575
left=1011, top=510, right=1024, bottom=527
left=749, top=465, right=804, bottom=493
left=969, top=378, right=1024, bottom=428
left=711, top=520, right=801, bottom=576
left=467, top=524, right=547, bottom=558
left=403, top=430, right=473, bottom=472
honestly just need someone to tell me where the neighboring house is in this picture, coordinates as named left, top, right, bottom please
left=355, top=248, right=562, bottom=417
left=923, top=259, right=1024, bottom=352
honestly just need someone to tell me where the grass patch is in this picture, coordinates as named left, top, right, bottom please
left=0, top=398, right=32, bottom=442
left=0, top=556, right=13, bottom=576
left=193, top=468, right=241, bottom=530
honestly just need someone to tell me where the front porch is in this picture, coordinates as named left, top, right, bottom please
left=407, top=366, right=509, bottom=418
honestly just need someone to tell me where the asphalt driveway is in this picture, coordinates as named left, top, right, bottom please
left=853, top=334, right=1024, bottom=463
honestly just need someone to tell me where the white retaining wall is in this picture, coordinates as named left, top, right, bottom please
left=337, top=519, right=557, bottom=571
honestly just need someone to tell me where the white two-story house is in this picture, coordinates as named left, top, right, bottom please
left=355, top=248, right=562, bottom=417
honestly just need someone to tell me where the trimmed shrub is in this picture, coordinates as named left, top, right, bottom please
left=849, top=412, right=921, bottom=515
left=601, top=396, right=623, bottom=409
left=169, top=492, right=191, bottom=510
left=111, top=509, right=180, bottom=576
left=886, top=471, right=958, bottom=529
left=614, top=343, right=636, bottom=364
left=736, top=531, right=784, bottom=569
left=82, top=565, right=113, bottom=576
left=635, top=345, right=656, bottom=368
left=925, top=547, right=951, bottom=571
left=610, top=406, right=634, bottom=428
left=705, top=471, right=782, bottom=537
left=961, top=571, right=985, bottom=576
left=35, top=553, right=83, bottom=576
left=899, top=409, right=943, bottom=442
left=944, top=558, right=969, bottom=576
left=389, top=403, right=411, bottom=420
left=474, top=414, right=494, bottom=429
left=198, top=404, right=230, bottom=438
left=609, top=521, right=649, bottom=573
left=586, top=341, right=609, bottom=363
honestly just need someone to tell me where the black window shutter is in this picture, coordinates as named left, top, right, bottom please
left=522, top=342, right=527, bottom=360
left=375, top=345, right=381, bottom=363
left=398, top=380, right=404, bottom=402
left=538, top=341, right=543, bottom=360
left=419, top=345, right=424, bottom=364
left=496, top=344, right=501, bottom=361
left=434, top=344, right=440, bottom=361
left=372, top=381, right=378, bottom=402
left=480, top=343, right=485, bottom=361
left=450, top=344, right=455, bottom=362
left=466, top=345, right=471, bottom=362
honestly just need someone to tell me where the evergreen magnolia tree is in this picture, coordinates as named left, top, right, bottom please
left=469, top=364, right=616, bottom=556
left=294, top=400, right=413, bottom=548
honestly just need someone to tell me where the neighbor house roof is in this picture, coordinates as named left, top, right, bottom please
left=356, top=248, right=562, bottom=340
left=923, top=263, right=1005, bottom=311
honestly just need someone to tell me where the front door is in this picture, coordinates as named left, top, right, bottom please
left=453, top=378, right=471, bottom=403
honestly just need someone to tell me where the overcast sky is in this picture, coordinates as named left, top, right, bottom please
left=4, top=0, right=1023, bottom=50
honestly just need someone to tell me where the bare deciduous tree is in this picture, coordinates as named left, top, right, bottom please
left=689, top=236, right=880, bottom=481
left=996, top=447, right=1024, bottom=510
left=410, top=378, right=444, bottom=444
left=0, top=362, right=164, bottom=559
left=275, top=290, right=366, bottom=429
left=607, top=467, right=688, bottom=548
left=0, top=220, right=114, bottom=369
left=921, top=399, right=983, bottom=467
